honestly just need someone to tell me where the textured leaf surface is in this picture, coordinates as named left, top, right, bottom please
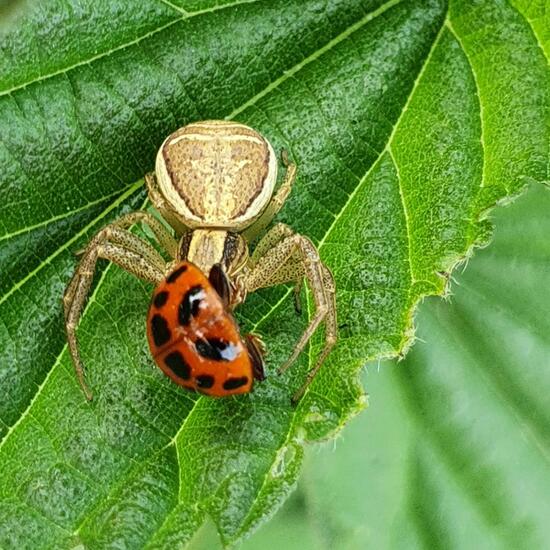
left=0, top=0, right=547, bottom=547
left=239, top=182, right=550, bottom=550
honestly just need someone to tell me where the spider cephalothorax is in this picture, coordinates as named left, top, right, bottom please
left=64, top=120, right=337, bottom=403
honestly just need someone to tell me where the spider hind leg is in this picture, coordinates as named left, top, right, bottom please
left=243, top=224, right=337, bottom=402
left=64, top=216, right=171, bottom=400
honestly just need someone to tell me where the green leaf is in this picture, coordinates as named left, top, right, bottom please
left=241, top=181, right=550, bottom=550
left=0, top=0, right=547, bottom=547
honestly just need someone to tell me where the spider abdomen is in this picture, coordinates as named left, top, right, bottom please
left=155, top=120, right=278, bottom=230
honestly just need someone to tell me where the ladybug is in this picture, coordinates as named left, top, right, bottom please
left=147, top=261, right=265, bottom=396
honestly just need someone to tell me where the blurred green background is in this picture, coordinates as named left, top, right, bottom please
left=190, top=182, right=550, bottom=549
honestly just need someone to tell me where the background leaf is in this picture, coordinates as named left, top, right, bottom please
left=0, top=0, right=547, bottom=547
left=237, top=181, right=550, bottom=550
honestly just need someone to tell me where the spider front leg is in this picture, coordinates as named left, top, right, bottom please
left=243, top=224, right=337, bottom=402
left=64, top=217, right=170, bottom=400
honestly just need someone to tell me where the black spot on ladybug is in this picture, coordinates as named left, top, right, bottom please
left=195, top=338, right=238, bottom=361
left=167, top=264, right=187, bottom=284
left=153, top=290, right=169, bottom=308
left=151, top=315, right=171, bottom=347
left=223, top=377, right=248, bottom=390
left=178, top=285, right=204, bottom=326
left=164, top=350, right=190, bottom=380
left=196, top=374, right=215, bottom=388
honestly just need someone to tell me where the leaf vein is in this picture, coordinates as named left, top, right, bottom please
left=156, top=0, right=190, bottom=16
left=445, top=20, right=486, bottom=190
left=64, top=72, right=130, bottom=184
left=226, top=0, right=404, bottom=120
left=388, top=147, right=416, bottom=285
left=505, top=0, right=550, bottom=180
left=0, top=187, right=126, bottom=242
left=146, top=44, right=205, bottom=121
left=317, top=18, right=447, bottom=254
left=0, top=259, right=118, bottom=450
left=0, top=0, right=264, bottom=98
left=0, top=180, right=142, bottom=308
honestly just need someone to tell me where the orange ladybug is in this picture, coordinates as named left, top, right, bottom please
left=146, top=261, right=265, bottom=396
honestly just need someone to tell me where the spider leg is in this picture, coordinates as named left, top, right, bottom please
left=110, top=210, right=179, bottom=259
left=64, top=221, right=167, bottom=400
left=242, top=150, right=297, bottom=243
left=291, top=263, right=336, bottom=402
left=244, top=226, right=337, bottom=402
left=293, top=278, right=304, bottom=315
left=248, top=222, right=293, bottom=266
left=74, top=210, right=179, bottom=259
left=246, top=223, right=303, bottom=311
